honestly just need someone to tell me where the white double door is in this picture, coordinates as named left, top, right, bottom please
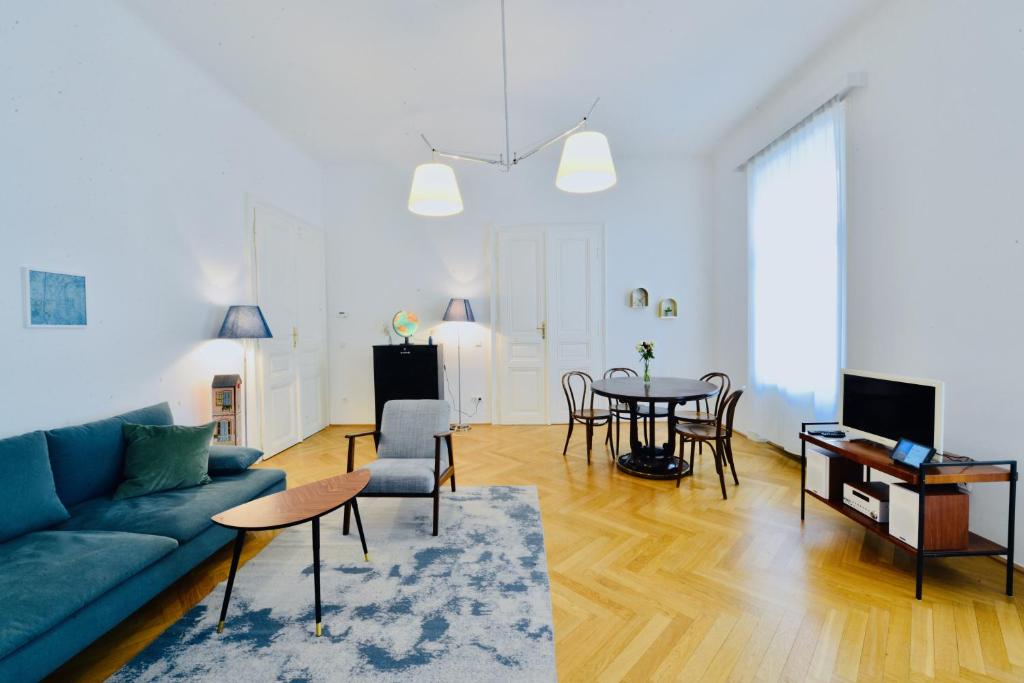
left=494, top=225, right=605, bottom=424
left=253, top=204, right=329, bottom=457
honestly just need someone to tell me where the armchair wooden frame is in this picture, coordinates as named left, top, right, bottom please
left=343, top=429, right=456, bottom=536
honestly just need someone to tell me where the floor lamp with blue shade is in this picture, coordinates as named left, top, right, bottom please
left=443, top=298, right=475, bottom=432
left=217, top=305, right=273, bottom=446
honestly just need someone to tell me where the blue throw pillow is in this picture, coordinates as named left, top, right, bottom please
left=0, top=431, right=70, bottom=543
left=207, top=445, right=263, bottom=475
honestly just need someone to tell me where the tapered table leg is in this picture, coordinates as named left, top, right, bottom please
left=351, top=497, right=370, bottom=561
left=312, top=517, right=322, bottom=636
left=217, top=530, right=246, bottom=633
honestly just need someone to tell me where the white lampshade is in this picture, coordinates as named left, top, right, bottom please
left=555, top=131, right=617, bottom=193
left=408, top=162, right=464, bottom=216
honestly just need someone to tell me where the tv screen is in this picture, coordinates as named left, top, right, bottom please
left=842, top=374, right=937, bottom=447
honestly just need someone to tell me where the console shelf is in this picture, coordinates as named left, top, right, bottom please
left=800, top=424, right=1017, bottom=599
left=803, top=490, right=1007, bottom=557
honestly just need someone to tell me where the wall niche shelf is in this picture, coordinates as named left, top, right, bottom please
left=629, top=288, right=649, bottom=308
left=658, top=298, right=678, bottom=318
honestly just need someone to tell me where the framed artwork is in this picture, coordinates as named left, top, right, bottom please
left=23, top=267, right=88, bottom=328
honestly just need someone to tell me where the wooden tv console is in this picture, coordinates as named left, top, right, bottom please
left=800, top=423, right=1017, bottom=599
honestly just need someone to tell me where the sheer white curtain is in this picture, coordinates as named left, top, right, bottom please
left=746, top=99, right=845, bottom=453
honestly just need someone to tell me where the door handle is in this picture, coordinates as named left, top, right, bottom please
left=537, top=321, right=546, bottom=340
left=292, top=326, right=298, bottom=349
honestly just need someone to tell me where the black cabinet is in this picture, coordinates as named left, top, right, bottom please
left=372, top=344, right=445, bottom=431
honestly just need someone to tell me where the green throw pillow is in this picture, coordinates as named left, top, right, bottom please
left=114, top=423, right=215, bottom=500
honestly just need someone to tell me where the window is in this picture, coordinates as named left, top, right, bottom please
left=746, top=99, right=845, bottom=452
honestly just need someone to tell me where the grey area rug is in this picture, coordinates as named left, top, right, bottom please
left=112, top=486, right=555, bottom=682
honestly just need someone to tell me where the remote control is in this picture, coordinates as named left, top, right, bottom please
left=810, top=429, right=846, bottom=439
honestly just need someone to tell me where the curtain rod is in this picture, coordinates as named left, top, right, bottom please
left=735, top=73, right=866, bottom=172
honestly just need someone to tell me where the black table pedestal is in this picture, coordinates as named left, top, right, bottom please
left=616, top=446, right=690, bottom=479
left=612, top=398, right=691, bottom=480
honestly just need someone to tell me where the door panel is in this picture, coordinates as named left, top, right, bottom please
left=255, top=206, right=300, bottom=456
left=495, top=225, right=605, bottom=425
left=546, top=227, right=604, bottom=424
left=254, top=205, right=329, bottom=456
left=295, top=225, right=328, bottom=438
left=496, top=229, right=547, bottom=424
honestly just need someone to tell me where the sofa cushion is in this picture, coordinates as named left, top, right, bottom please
left=208, top=444, right=263, bottom=475
left=0, top=431, right=69, bottom=543
left=46, top=402, right=174, bottom=507
left=116, top=402, right=175, bottom=427
left=378, top=399, right=450, bottom=460
left=58, top=468, right=286, bottom=542
left=361, top=457, right=449, bottom=494
left=114, top=423, right=215, bottom=500
left=0, top=530, right=178, bottom=660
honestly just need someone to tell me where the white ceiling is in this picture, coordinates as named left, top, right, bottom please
left=124, top=0, right=881, bottom=164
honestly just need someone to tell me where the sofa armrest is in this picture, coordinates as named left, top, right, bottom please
left=208, top=445, right=263, bottom=476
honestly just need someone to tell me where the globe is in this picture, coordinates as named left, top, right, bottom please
left=392, top=310, right=419, bottom=339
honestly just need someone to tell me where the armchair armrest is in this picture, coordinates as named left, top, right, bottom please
left=433, top=432, right=454, bottom=488
left=345, top=430, right=378, bottom=472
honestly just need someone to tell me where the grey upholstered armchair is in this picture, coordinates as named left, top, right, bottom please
left=343, top=399, right=455, bottom=536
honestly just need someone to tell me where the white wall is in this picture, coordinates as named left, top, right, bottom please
left=710, top=0, right=1024, bottom=554
left=324, top=154, right=713, bottom=424
left=0, top=1, right=323, bottom=436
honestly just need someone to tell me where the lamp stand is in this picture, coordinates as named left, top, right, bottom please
left=452, top=326, right=471, bottom=432
left=242, top=340, right=250, bottom=447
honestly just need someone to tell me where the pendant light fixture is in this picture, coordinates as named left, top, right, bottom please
left=408, top=162, right=463, bottom=216
left=409, top=0, right=615, bottom=216
left=556, top=131, right=617, bottom=193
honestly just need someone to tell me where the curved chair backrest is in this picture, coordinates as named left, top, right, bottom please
left=603, top=368, right=637, bottom=409
left=699, top=372, right=732, bottom=415
left=562, top=371, right=595, bottom=417
left=603, top=367, right=638, bottom=379
left=715, top=388, right=744, bottom=438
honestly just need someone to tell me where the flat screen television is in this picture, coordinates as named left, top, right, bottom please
left=838, top=369, right=944, bottom=453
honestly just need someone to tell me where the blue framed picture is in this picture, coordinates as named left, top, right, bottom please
left=23, top=268, right=88, bottom=328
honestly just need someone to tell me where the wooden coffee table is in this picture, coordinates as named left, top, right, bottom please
left=211, top=469, right=371, bottom=637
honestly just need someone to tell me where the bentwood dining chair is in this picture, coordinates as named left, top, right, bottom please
left=562, top=371, right=612, bottom=465
left=674, top=388, right=744, bottom=499
left=675, top=372, right=731, bottom=424
left=602, top=367, right=668, bottom=456
left=675, top=372, right=731, bottom=460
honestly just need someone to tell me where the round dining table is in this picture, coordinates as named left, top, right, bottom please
left=591, top=376, right=719, bottom=479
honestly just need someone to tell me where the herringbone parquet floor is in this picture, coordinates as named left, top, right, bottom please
left=51, top=424, right=1024, bottom=682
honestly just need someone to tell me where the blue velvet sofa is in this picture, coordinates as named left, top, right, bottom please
left=0, top=402, right=286, bottom=683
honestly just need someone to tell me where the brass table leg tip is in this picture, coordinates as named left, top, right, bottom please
left=315, top=622, right=322, bottom=637
left=217, top=621, right=225, bottom=634
left=364, top=553, right=370, bottom=562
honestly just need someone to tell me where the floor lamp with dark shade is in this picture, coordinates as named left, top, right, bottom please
left=217, top=305, right=273, bottom=446
left=443, top=298, right=475, bottom=432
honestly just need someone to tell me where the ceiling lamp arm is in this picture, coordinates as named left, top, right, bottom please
left=513, top=118, right=585, bottom=165
left=513, top=97, right=601, bottom=164
left=420, top=133, right=505, bottom=167
left=436, top=150, right=506, bottom=166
